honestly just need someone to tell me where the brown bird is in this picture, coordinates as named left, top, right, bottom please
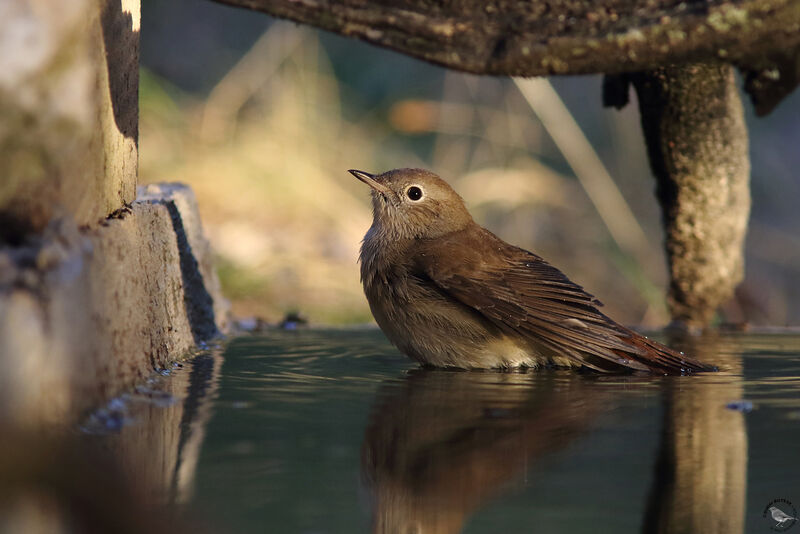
left=350, top=168, right=715, bottom=375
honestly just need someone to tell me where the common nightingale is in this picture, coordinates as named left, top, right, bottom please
left=350, top=168, right=714, bottom=374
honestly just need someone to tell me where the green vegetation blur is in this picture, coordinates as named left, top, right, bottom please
left=140, top=0, right=800, bottom=326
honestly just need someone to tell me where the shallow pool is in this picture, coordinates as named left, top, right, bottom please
left=87, top=328, right=800, bottom=533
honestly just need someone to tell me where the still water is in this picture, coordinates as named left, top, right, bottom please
left=91, top=329, right=800, bottom=533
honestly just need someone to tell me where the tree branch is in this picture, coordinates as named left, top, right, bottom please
left=212, top=0, right=800, bottom=110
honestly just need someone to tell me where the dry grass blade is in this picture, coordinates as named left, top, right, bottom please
left=513, top=78, right=652, bottom=267
left=200, top=24, right=307, bottom=142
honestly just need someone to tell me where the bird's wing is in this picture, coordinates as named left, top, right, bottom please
left=415, top=228, right=708, bottom=373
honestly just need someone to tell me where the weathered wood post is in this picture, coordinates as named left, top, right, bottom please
left=605, top=64, right=751, bottom=328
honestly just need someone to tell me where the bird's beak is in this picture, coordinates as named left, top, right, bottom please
left=349, top=169, right=392, bottom=196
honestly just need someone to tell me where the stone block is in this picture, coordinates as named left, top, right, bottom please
left=137, top=183, right=231, bottom=340
left=0, top=0, right=140, bottom=243
left=0, top=183, right=229, bottom=428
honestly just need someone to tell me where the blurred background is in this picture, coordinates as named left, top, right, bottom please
left=139, top=0, right=800, bottom=327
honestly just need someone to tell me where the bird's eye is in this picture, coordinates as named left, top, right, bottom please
left=406, top=186, right=423, bottom=201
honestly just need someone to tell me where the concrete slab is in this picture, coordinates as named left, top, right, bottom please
left=0, top=183, right=229, bottom=428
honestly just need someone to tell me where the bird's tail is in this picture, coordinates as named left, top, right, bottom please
left=616, top=329, right=718, bottom=375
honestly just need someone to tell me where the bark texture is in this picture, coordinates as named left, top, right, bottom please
left=211, top=0, right=800, bottom=112
left=632, top=64, right=750, bottom=328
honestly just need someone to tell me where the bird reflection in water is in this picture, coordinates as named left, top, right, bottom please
left=361, top=369, right=607, bottom=534
left=362, top=335, right=747, bottom=534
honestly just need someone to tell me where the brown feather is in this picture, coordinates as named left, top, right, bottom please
left=414, top=225, right=714, bottom=374
left=353, top=167, right=716, bottom=375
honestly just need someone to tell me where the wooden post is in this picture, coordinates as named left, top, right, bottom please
left=632, top=64, right=750, bottom=328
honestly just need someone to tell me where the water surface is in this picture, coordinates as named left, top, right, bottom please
left=93, top=329, right=800, bottom=533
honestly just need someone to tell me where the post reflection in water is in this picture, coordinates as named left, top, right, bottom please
left=361, top=370, right=608, bottom=534
left=643, top=336, right=747, bottom=534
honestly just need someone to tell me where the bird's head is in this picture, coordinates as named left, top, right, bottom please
left=349, top=168, right=473, bottom=240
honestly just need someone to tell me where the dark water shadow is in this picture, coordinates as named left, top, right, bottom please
left=169, top=352, right=222, bottom=503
